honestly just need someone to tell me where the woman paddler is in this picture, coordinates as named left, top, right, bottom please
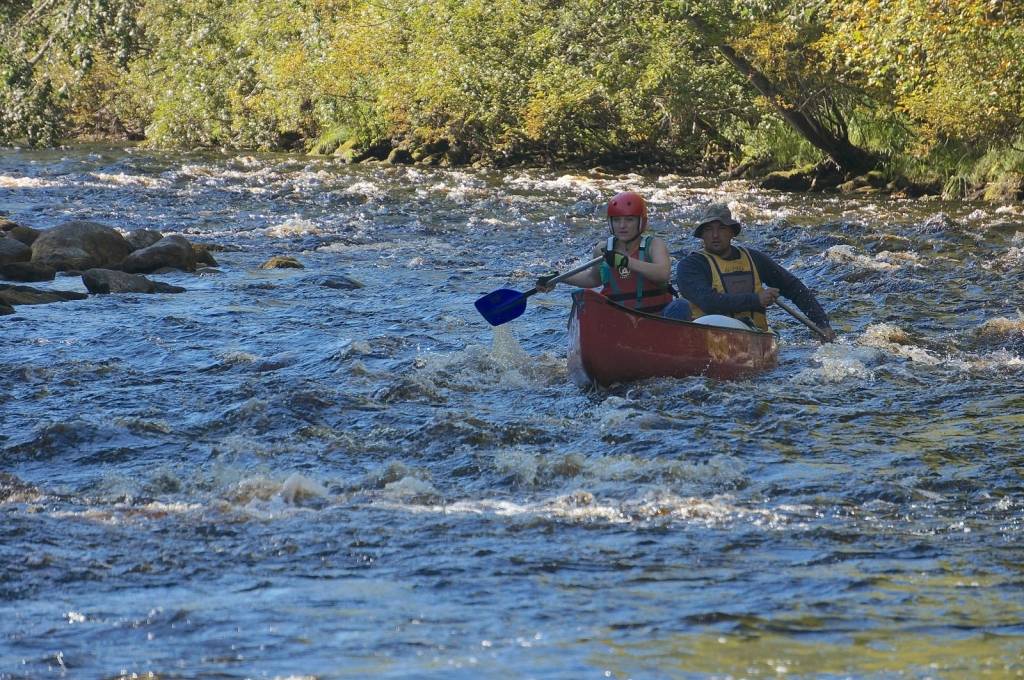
left=536, top=191, right=674, bottom=314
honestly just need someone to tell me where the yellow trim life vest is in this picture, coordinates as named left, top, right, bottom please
left=688, top=245, right=769, bottom=331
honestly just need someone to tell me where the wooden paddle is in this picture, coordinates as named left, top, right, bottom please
left=475, top=256, right=603, bottom=326
left=776, top=298, right=833, bottom=342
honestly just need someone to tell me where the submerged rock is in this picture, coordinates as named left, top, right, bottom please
left=307, top=274, right=364, bottom=290
left=0, top=262, right=57, bottom=282
left=30, top=221, right=133, bottom=272
left=260, top=256, right=304, bottom=269
left=0, top=284, right=88, bottom=306
left=120, top=235, right=197, bottom=273
left=82, top=268, right=186, bottom=294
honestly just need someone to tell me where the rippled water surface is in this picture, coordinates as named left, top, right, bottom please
left=2, top=146, right=1023, bottom=679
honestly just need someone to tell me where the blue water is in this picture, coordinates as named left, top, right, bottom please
left=2, top=146, right=1023, bottom=679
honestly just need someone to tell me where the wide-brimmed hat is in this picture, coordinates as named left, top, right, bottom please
left=693, top=203, right=741, bottom=237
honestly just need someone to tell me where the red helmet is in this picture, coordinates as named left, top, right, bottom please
left=607, top=191, right=648, bottom=231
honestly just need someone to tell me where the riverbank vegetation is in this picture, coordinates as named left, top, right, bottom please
left=2, top=0, right=1022, bottom=199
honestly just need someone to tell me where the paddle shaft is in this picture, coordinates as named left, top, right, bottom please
left=528, top=256, right=604, bottom=296
left=775, top=298, right=831, bottom=341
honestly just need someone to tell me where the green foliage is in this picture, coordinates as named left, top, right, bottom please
left=0, top=0, right=142, bottom=145
left=1, top=0, right=1022, bottom=199
left=738, top=117, right=821, bottom=168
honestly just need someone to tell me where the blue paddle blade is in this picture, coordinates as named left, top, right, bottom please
left=475, top=288, right=528, bottom=326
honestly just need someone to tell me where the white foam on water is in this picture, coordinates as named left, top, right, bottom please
left=976, top=315, right=1024, bottom=338
left=982, top=245, right=1023, bottom=272
left=858, top=323, right=946, bottom=365
left=592, top=396, right=641, bottom=431
left=0, top=174, right=60, bottom=188
left=493, top=449, right=540, bottom=486
left=89, top=172, right=168, bottom=189
left=345, top=180, right=387, bottom=200
left=963, top=349, right=1024, bottom=371
left=505, top=173, right=605, bottom=194
left=224, top=475, right=282, bottom=503
left=793, top=342, right=879, bottom=384
left=50, top=500, right=203, bottom=525
left=825, top=244, right=901, bottom=271
left=854, top=323, right=1022, bottom=372
left=412, top=326, right=563, bottom=391
left=393, top=489, right=791, bottom=529
left=875, top=249, right=921, bottom=267
left=279, top=473, right=328, bottom=504
left=264, top=217, right=322, bottom=238
left=382, top=476, right=441, bottom=504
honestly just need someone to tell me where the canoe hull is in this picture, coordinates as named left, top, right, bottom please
left=567, top=289, right=779, bottom=386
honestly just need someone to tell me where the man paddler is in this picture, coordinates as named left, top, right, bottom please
left=536, top=191, right=674, bottom=314
left=662, top=203, right=837, bottom=341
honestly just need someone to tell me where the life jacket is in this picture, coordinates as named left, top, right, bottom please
left=599, top=233, right=674, bottom=313
left=688, top=245, right=769, bottom=331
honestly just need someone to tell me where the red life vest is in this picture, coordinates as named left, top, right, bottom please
left=599, top=234, right=674, bottom=313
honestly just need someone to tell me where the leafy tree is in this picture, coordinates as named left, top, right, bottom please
left=0, top=0, right=141, bottom=145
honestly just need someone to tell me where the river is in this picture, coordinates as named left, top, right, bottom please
left=1, top=146, right=1022, bottom=679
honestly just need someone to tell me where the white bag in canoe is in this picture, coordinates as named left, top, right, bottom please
left=693, top=314, right=753, bottom=330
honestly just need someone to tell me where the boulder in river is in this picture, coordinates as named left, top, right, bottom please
left=5, top=225, right=41, bottom=247
left=0, top=262, right=57, bottom=282
left=82, top=268, right=186, bottom=294
left=0, top=299, right=13, bottom=315
left=0, top=284, right=88, bottom=307
left=126, top=229, right=164, bottom=251
left=120, top=235, right=197, bottom=273
left=30, top=221, right=133, bottom=272
left=260, top=256, right=304, bottom=269
left=0, top=238, right=31, bottom=265
left=192, top=244, right=218, bottom=267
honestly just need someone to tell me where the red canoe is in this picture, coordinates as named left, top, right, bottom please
left=567, top=289, right=779, bottom=386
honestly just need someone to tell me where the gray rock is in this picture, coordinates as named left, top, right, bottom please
left=0, top=262, right=56, bottom=282
left=260, top=256, right=304, bottom=269
left=309, top=274, right=364, bottom=290
left=0, top=238, right=31, bottom=265
left=120, top=235, right=197, bottom=273
left=193, top=244, right=219, bottom=267
left=6, top=226, right=41, bottom=246
left=0, top=299, right=13, bottom=315
left=0, top=284, right=88, bottom=306
left=82, top=268, right=186, bottom=294
left=126, top=229, right=164, bottom=251
left=386, top=147, right=414, bottom=165
left=31, top=221, right=133, bottom=272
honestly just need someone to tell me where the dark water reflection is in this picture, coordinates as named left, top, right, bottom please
left=1, top=146, right=1023, bottom=678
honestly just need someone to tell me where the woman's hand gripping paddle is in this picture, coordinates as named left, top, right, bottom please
left=475, top=256, right=602, bottom=326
